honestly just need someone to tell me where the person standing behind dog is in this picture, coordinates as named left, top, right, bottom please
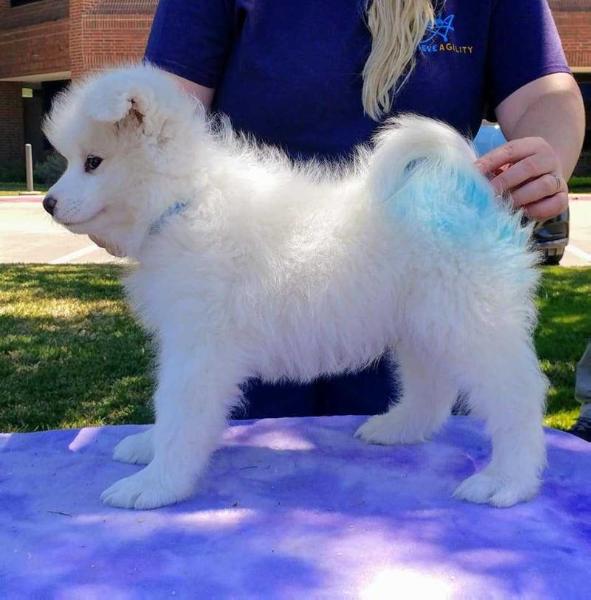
left=571, top=342, right=591, bottom=441
left=97, top=0, right=585, bottom=418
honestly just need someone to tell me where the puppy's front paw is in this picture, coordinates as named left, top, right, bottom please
left=101, top=465, right=194, bottom=510
left=355, top=412, right=427, bottom=445
left=113, top=429, right=154, bottom=465
left=454, top=470, right=540, bottom=507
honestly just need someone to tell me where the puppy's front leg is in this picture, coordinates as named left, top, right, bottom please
left=101, top=348, right=244, bottom=510
left=113, top=427, right=154, bottom=465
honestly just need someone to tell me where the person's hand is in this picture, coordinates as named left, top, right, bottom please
left=474, top=137, right=568, bottom=220
left=89, top=235, right=125, bottom=257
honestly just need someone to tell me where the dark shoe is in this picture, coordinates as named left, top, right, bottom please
left=569, top=416, right=591, bottom=442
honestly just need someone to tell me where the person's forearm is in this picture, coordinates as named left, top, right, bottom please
left=477, top=75, right=584, bottom=219
left=169, top=73, right=215, bottom=111
left=498, top=77, right=585, bottom=179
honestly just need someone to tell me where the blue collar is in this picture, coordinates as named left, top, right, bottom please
left=148, top=200, right=191, bottom=236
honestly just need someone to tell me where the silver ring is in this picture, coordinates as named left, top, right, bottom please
left=552, top=174, right=564, bottom=194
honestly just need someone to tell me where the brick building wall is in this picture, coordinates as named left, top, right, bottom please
left=1, top=1, right=156, bottom=169
left=550, top=1, right=591, bottom=166
left=70, top=0, right=157, bottom=78
left=0, top=0, right=69, bottom=80
left=0, top=1, right=158, bottom=81
left=0, top=19, right=69, bottom=80
left=554, top=14, right=591, bottom=70
left=0, top=0, right=67, bottom=30
left=551, top=1, right=591, bottom=69
left=0, top=1, right=69, bottom=170
left=0, top=82, right=24, bottom=168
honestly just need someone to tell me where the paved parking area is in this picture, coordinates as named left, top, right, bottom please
left=567, top=195, right=591, bottom=265
left=0, top=198, right=121, bottom=264
left=1, top=195, right=590, bottom=266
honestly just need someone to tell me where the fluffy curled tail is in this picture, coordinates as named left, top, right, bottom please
left=369, top=114, right=533, bottom=252
left=368, top=114, right=477, bottom=200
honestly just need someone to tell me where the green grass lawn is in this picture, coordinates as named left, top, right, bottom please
left=570, top=176, right=591, bottom=193
left=0, top=264, right=590, bottom=433
left=0, top=182, right=48, bottom=196
left=0, top=265, right=154, bottom=432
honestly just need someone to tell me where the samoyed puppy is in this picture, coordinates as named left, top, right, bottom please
left=43, top=64, right=547, bottom=510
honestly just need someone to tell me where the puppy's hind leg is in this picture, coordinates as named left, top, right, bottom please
left=453, top=334, right=547, bottom=507
left=356, top=342, right=458, bottom=444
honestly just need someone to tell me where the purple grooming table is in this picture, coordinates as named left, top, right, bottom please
left=1, top=416, right=590, bottom=598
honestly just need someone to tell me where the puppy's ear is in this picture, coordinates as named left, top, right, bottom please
left=84, top=80, right=163, bottom=137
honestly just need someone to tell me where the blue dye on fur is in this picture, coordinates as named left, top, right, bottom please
left=388, top=163, right=529, bottom=250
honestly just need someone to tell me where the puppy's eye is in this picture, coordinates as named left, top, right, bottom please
left=84, top=155, right=103, bottom=173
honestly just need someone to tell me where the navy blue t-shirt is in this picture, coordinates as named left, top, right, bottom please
left=145, top=0, right=569, bottom=161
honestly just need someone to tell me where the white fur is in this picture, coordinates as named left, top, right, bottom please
left=44, top=65, right=547, bottom=510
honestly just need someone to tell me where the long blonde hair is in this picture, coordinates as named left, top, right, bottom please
left=362, top=0, right=435, bottom=120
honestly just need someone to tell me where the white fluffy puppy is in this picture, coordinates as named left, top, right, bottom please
left=44, top=65, right=547, bottom=510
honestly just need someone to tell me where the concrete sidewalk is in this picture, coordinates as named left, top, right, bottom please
left=1, top=195, right=590, bottom=266
left=566, top=196, right=591, bottom=265
left=0, top=198, right=120, bottom=264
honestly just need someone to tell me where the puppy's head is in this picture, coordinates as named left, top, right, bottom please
left=43, top=64, right=206, bottom=251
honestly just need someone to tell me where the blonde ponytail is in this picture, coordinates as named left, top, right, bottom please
left=362, top=0, right=435, bottom=120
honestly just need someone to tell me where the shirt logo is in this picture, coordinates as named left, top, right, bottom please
left=423, top=15, right=455, bottom=44
left=419, top=14, right=474, bottom=56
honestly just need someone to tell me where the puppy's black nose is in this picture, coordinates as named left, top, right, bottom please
left=43, top=195, right=57, bottom=215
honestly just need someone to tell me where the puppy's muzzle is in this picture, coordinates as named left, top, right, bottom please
left=43, top=195, right=57, bottom=216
